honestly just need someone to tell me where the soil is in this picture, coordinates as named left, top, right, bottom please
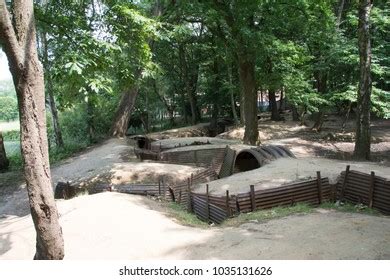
left=218, top=114, right=390, bottom=164
left=1, top=114, right=390, bottom=259
left=1, top=192, right=389, bottom=259
left=193, top=157, right=390, bottom=196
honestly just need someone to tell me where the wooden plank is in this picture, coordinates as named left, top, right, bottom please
left=187, top=178, right=193, bottom=212
left=206, top=184, right=210, bottom=223
left=226, top=190, right=230, bottom=217
left=340, top=165, right=350, bottom=200
left=250, top=185, right=256, bottom=212
left=317, top=171, right=323, bottom=204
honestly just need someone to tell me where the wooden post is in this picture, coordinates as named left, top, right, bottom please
left=316, top=171, right=323, bottom=204
left=194, top=150, right=198, bottom=167
left=235, top=195, right=240, bottom=213
left=206, top=184, right=210, bottom=223
left=368, top=171, right=375, bottom=208
left=340, top=165, right=350, bottom=200
left=162, top=177, right=166, bottom=200
left=225, top=190, right=230, bottom=217
left=191, top=173, right=194, bottom=186
left=158, top=178, right=161, bottom=195
left=187, top=178, right=193, bottom=212
left=250, top=185, right=256, bottom=212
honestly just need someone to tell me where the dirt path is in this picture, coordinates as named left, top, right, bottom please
left=0, top=138, right=201, bottom=217
left=1, top=192, right=389, bottom=260
left=0, top=138, right=131, bottom=217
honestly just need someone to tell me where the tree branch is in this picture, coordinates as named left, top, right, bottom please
left=0, top=0, right=22, bottom=72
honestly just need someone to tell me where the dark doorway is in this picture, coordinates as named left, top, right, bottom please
left=233, top=151, right=261, bottom=173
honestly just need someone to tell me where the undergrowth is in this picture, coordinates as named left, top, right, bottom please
left=164, top=202, right=208, bottom=228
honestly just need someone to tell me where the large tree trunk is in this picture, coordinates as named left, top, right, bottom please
left=354, top=0, right=372, bottom=160
left=269, top=90, right=281, bottom=121
left=42, top=32, right=64, bottom=148
left=111, top=86, right=139, bottom=137
left=238, top=56, right=258, bottom=145
left=0, top=132, right=9, bottom=171
left=0, top=0, right=64, bottom=259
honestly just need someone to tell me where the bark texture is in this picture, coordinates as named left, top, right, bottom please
left=111, top=86, right=139, bottom=137
left=238, top=56, right=258, bottom=145
left=0, top=0, right=64, bottom=259
left=354, top=0, right=372, bottom=160
left=0, top=132, right=9, bottom=171
left=269, top=90, right=281, bottom=121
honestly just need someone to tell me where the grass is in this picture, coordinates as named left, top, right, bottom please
left=163, top=202, right=208, bottom=228
left=3, top=138, right=89, bottom=170
left=158, top=200, right=383, bottom=229
left=223, top=203, right=314, bottom=227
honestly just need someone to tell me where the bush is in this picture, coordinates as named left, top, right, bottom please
left=2, top=130, right=20, bottom=141
left=0, top=96, right=18, bottom=121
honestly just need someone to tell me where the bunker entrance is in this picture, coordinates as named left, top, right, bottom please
left=233, top=151, right=261, bottom=173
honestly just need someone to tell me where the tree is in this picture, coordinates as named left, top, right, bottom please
left=207, top=0, right=259, bottom=145
left=0, top=0, right=64, bottom=259
left=0, top=131, right=9, bottom=171
left=354, top=0, right=373, bottom=160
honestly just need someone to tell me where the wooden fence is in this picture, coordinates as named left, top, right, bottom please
left=87, top=165, right=390, bottom=225
left=181, top=171, right=333, bottom=224
left=338, top=166, right=390, bottom=214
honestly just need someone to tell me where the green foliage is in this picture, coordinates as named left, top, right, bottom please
left=2, top=130, right=20, bottom=141
left=0, top=96, right=18, bottom=121
left=223, top=203, right=314, bottom=227
left=165, top=202, right=208, bottom=227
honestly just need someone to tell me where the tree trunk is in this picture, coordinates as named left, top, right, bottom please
left=342, top=101, right=352, bottom=132
left=0, top=132, right=9, bottom=171
left=312, top=72, right=328, bottom=131
left=336, top=0, right=346, bottom=27
left=111, top=86, right=139, bottom=137
left=153, top=80, right=175, bottom=127
left=238, top=56, right=258, bottom=145
left=47, top=85, right=64, bottom=147
left=0, top=0, right=64, bottom=259
left=354, top=0, right=372, bottom=160
left=86, top=96, right=95, bottom=143
left=210, top=56, right=220, bottom=134
left=291, top=105, right=300, bottom=121
left=42, top=32, right=64, bottom=148
left=269, top=90, right=281, bottom=121
left=279, top=88, right=284, bottom=113
left=227, top=62, right=239, bottom=125
left=179, top=44, right=198, bottom=125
